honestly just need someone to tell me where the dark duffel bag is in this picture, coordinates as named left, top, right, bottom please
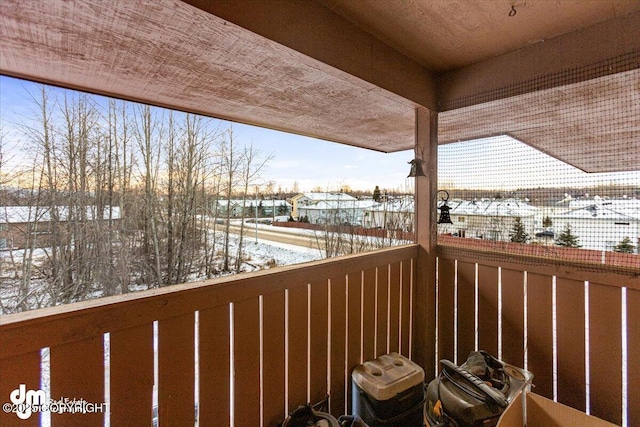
left=281, top=403, right=340, bottom=427
left=424, top=351, right=533, bottom=427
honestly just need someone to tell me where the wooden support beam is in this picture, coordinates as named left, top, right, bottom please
left=412, top=107, right=438, bottom=379
left=183, top=0, right=437, bottom=111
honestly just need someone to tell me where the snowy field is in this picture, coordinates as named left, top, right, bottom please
left=0, top=225, right=325, bottom=314
left=237, top=231, right=324, bottom=267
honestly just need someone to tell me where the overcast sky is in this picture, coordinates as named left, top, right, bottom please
left=1, top=75, right=637, bottom=194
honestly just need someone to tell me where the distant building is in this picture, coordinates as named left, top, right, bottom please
left=0, top=205, right=121, bottom=249
left=551, top=197, right=640, bottom=251
left=289, top=192, right=357, bottom=220
left=212, top=199, right=291, bottom=219
left=362, top=197, right=414, bottom=232
left=437, top=198, right=539, bottom=241
left=297, top=198, right=377, bottom=226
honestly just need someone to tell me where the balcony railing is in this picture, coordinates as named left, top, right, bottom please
left=0, top=244, right=637, bottom=426
left=437, top=245, right=639, bottom=427
left=0, top=245, right=416, bottom=427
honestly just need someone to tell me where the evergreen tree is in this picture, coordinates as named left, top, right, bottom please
left=543, top=216, right=553, bottom=228
left=614, top=236, right=635, bottom=254
left=555, top=223, right=581, bottom=248
left=372, top=185, right=381, bottom=202
left=509, top=217, right=528, bottom=243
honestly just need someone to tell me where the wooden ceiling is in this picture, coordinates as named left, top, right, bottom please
left=319, top=0, right=640, bottom=72
left=1, top=0, right=638, bottom=172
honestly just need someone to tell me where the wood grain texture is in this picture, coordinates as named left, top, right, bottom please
left=50, top=336, right=105, bottom=427
left=199, top=304, right=231, bottom=427
left=555, top=278, right=585, bottom=411
left=110, top=324, right=153, bottom=426
left=526, top=273, right=553, bottom=399
left=501, top=269, right=524, bottom=368
left=158, top=313, right=195, bottom=426
left=589, top=283, right=622, bottom=425
left=477, top=264, right=498, bottom=356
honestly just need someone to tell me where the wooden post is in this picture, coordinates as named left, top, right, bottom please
left=412, top=106, right=438, bottom=380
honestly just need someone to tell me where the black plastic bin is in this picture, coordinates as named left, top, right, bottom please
left=351, top=353, right=425, bottom=427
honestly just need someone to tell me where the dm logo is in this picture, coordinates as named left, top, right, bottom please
left=10, top=384, right=46, bottom=420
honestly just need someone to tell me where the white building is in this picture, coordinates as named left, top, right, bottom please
left=297, top=198, right=378, bottom=226
left=362, top=197, right=414, bottom=232
left=551, top=197, right=640, bottom=251
left=437, top=198, right=539, bottom=241
left=289, top=192, right=357, bottom=221
left=212, top=199, right=291, bottom=218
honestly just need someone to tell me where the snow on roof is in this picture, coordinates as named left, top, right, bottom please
left=215, top=199, right=291, bottom=208
left=0, top=206, right=122, bottom=223
left=364, top=197, right=414, bottom=212
left=448, top=198, right=538, bottom=217
left=298, top=192, right=357, bottom=202
left=553, top=198, right=640, bottom=220
left=298, top=199, right=378, bottom=210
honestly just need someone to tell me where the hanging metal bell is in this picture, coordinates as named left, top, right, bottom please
left=407, top=158, right=425, bottom=177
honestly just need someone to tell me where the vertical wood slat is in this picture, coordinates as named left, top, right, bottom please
left=50, top=336, right=104, bottom=427
left=400, top=260, right=412, bottom=358
left=309, top=280, right=329, bottom=406
left=375, top=265, right=389, bottom=358
left=110, top=324, right=153, bottom=426
left=457, top=261, right=475, bottom=363
left=438, top=258, right=455, bottom=363
left=477, top=265, right=498, bottom=356
left=555, top=278, right=585, bottom=411
left=199, top=304, right=230, bottom=427
left=234, top=297, right=261, bottom=427
left=346, top=272, right=362, bottom=415
left=158, top=313, right=195, bottom=426
left=627, top=288, right=640, bottom=427
left=329, top=275, right=347, bottom=418
left=589, top=283, right=622, bottom=425
left=388, top=262, right=401, bottom=354
left=501, top=269, right=525, bottom=367
left=262, top=292, right=285, bottom=427
left=527, top=273, right=553, bottom=399
left=0, top=351, right=41, bottom=427
left=362, top=269, right=376, bottom=363
left=287, top=285, right=308, bottom=412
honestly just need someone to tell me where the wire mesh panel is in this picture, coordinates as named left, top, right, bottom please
left=436, top=54, right=638, bottom=427
left=438, top=57, right=639, bottom=270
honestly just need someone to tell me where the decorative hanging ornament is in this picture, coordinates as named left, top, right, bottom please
left=407, top=158, right=426, bottom=177
left=437, top=190, right=453, bottom=224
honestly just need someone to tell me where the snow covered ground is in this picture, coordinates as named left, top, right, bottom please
left=0, top=223, right=327, bottom=314
left=237, top=231, right=324, bottom=267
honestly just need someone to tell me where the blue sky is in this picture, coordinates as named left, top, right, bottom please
left=1, top=75, right=637, bottom=194
left=228, top=123, right=413, bottom=192
left=0, top=75, right=413, bottom=193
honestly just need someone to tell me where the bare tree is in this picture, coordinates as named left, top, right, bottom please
left=204, top=144, right=226, bottom=277
left=3, top=83, right=281, bottom=312
left=219, top=126, right=243, bottom=272
left=171, top=113, right=216, bottom=283
left=133, top=104, right=163, bottom=287
left=108, top=99, right=135, bottom=295
left=234, top=142, right=273, bottom=271
left=14, top=85, right=58, bottom=310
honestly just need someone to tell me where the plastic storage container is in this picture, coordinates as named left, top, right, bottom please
left=351, top=353, right=425, bottom=427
